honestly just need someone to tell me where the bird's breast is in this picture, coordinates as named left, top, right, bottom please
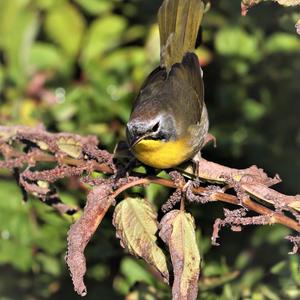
left=132, top=137, right=193, bottom=169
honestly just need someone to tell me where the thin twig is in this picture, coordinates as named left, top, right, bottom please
left=1, top=125, right=300, bottom=233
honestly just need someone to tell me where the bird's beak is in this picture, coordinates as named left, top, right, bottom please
left=129, top=133, right=152, bottom=150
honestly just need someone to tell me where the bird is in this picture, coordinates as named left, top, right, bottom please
left=126, top=0, right=209, bottom=169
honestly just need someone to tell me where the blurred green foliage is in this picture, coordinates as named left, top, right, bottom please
left=0, top=0, right=300, bottom=299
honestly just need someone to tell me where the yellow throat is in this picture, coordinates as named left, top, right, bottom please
left=132, top=137, right=191, bottom=169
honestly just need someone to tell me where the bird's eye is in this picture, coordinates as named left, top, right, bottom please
left=151, top=122, right=160, bottom=133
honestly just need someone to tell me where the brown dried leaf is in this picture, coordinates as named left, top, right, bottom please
left=66, top=184, right=113, bottom=296
left=241, top=0, right=300, bottom=16
left=276, top=0, right=300, bottom=5
left=57, top=137, right=82, bottom=158
left=113, top=197, right=169, bottom=282
left=160, top=210, right=200, bottom=300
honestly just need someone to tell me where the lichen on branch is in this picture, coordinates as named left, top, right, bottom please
left=0, top=124, right=299, bottom=297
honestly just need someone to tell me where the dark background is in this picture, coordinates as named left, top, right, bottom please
left=0, top=0, right=299, bottom=299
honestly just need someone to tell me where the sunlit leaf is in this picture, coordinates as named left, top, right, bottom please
left=57, top=137, right=82, bottom=158
left=19, top=99, right=39, bottom=125
left=0, top=0, right=38, bottom=85
left=0, top=0, right=24, bottom=46
left=259, top=285, right=281, bottom=300
left=113, top=197, right=169, bottom=282
left=75, top=0, right=112, bottom=15
left=121, top=257, right=154, bottom=286
left=160, top=210, right=201, bottom=300
left=265, top=33, right=300, bottom=53
left=44, top=3, right=86, bottom=58
left=81, top=15, right=126, bottom=63
left=215, top=27, right=261, bottom=61
left=29, top=42, right=67, bottom=73
left=35, top=0, right=61, bottom=10
left=270, top=261, right=287, bottom=274
left=35, top=140, right=49, bottom=151
left=199, top=271, right=240, bottom=291
left=276, top=0, right=300, bottom=5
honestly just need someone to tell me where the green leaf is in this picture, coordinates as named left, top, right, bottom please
left=0, top=0, right=26, bottom=47
left=160, top=210, right=201, bottom=300
left=270, top=261, right=287, bottom=274
left=36, top=253, right=61, bottom=276
left=242, top=99, right=266, bottom=121
left=74, top=0, right=112, bottom=15
left=125, top=282, right=162, bottom=300
left=35, top=0, right=63, bottom=10
left=0, top=0, right=38, bottom=85
left=81, top=15, right=126, bottom=63
left=121, top=257, right=154, bottom=286
left=113, top=197, right=169, bottom=282
left=29, top=42, right=67, bottom=72
left=265, top=33, right=300, bottom=53
left=290, top=255, right=300, bottom=285
left=199, top=271, right=240, bottom=291
left=240, top=268, right=264, bottom=288
left=0, top=181, right=33, bottom=271
left=44, top=3, right=86, bottom=58
left=259, top=285, right=281, bottom=300
left=215, top=27, right=260, bottom=61
left=0, top=66, right=3, bottom=91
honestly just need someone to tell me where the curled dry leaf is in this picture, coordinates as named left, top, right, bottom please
left=113, top=197, right=169, bottom=282
left=285, top=235, right=300, bottom=254
left=159, top=210, right=201, bottom=300
left=66, top=184, right=113, bottom=296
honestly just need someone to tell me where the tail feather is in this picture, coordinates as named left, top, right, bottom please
left=158, top=0, right=204, bottom=70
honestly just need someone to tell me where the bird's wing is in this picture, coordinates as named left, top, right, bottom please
left=169, top=52, right=204, bottom=108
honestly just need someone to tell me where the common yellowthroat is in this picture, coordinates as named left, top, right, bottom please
left=126, top=0, right=209, bottom=169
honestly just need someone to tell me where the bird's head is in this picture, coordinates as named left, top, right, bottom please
left=126, top=113, right=176, bottom=149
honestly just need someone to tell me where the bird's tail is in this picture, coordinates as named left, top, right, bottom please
left=158, top=0, right=205, bottom=71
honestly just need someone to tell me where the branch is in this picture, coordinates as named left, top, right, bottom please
left=1, top=125, right=299, bottom=296
left=1, top=125, right=299, bottom=228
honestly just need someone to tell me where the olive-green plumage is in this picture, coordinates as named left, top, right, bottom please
left=158, top=0, right=205, bottom=70
left=126, top=0, right=209, bottom=168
